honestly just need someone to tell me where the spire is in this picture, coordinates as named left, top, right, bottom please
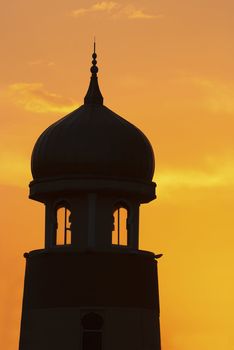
left=84, top=40, right=104, bottom=105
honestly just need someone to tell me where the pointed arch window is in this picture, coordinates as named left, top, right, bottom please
left=56, top=204, right=72, bottom=246
left=112, top=204, right=129, bottom=246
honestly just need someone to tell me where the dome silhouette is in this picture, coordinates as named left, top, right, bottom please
left=31, top=104, right=155, bottom=183
left=31, top=50, right=155, bottom=185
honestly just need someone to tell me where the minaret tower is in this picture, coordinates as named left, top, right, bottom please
left=19, top=45, right=161, bottom=350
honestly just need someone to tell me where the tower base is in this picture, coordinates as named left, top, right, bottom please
left=19, top=250, right=161, bottom=350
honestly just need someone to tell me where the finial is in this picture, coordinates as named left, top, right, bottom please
left=90, top=38, right=98, bottom=76
left=84, top=40, right=103, bottom=105
left=94, top=37, right=96, bottom=53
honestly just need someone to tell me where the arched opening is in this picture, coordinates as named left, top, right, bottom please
left=56, top=205, right=72, bottom=245
left=112, top=205, right=129, bottom=246
left=81, top=312, right=103, bottom=350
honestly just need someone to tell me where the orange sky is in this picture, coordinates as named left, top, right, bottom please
left=0, top=1, right=234, bottom=349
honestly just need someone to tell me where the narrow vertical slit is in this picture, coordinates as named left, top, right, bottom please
left=117, top=208, right=120, bottom=245
left=64, top=207, right=67, bottom=245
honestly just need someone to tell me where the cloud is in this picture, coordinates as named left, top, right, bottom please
left=155, top=156, right=234, bottom=190
left=28, top=60, right=43, bottom=66
left=28, top=60, right=55, bottom=67
left=72, top=1, right=119, bottom=17
left=71, top=2, right=162, bottom=20
left=158, top=169, right=221, bottom=189
left=7, top=83, right=79, bottom=114
left=127, top=9, right=163, bottom=19
left=92, top=1, right=118, bottom=11
left=192, top=78, right=234, bottom=115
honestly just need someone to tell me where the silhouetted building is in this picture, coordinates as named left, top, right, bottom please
left=19, top=46, right=161, bottom=350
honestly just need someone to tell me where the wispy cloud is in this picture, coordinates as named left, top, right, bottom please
left=72, top=1, right=118, bottom=16
left=7, top=83, right=79, bottom=114
left=155, top=156, right=234, bottom=190
left=158, top=169, right=222, bottom=189
left=71, top=2, right=162, bottom=20
left=192, top=78, right=234, bottom=115
left=28, top=60, right=55, bottom=67
left=128, top=9, right=162, bottom=19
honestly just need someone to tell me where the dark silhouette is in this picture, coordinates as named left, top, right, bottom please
left=19, top=43, right=161, bottom=350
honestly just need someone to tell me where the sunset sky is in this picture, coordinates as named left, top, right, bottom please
left=0, top=1, right=234, bottom=349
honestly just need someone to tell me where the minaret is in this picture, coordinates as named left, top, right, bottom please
left=19, top=45, right=161, bottom=350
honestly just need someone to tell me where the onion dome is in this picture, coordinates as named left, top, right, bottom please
left=30, top=44, right=156, bottom=202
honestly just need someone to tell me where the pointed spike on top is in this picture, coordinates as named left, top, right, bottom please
left=94, top=37, right=96, bottom=54
left=91, top=37, right=98, bottom=75
left=84, top=40, right=103, bottom=105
